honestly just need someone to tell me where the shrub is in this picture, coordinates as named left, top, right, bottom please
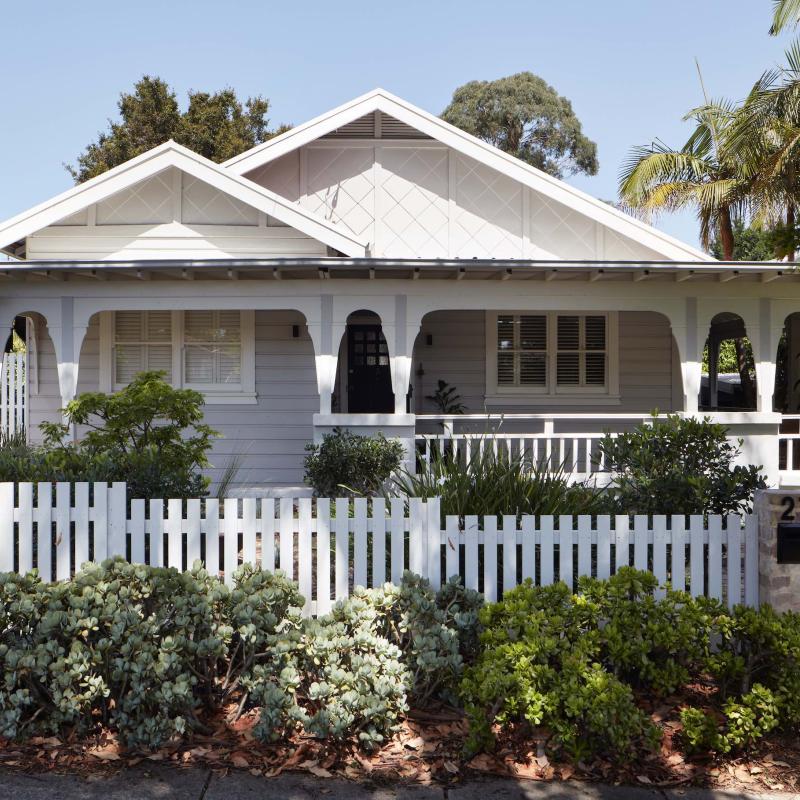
left=304, top=428, right=405, bottom=497
left=245, top=596, right=410, bottom=751
left=598, top=413, right=765, bottom=515
left=394, top=441, right=608, bottom=519
left=461, top=580, right=659, bottom=760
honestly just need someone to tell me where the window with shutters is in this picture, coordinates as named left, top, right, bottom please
left=102, top=310, right=255, bottom=403
left=487, top=312, right=618, bottom=401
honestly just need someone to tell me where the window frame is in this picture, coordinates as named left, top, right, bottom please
left=485, top=311, right=619, bottom=404
left=99, top=309, right=256, bottom=404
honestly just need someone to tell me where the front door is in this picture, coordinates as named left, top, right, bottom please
left=347, top=325, right=394, bottom=413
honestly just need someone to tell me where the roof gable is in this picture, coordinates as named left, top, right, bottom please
left=225, top=89, right=712, bottom=263
left=0, top=141, right=368, bottom=258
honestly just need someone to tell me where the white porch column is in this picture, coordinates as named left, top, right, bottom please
left=48, top=297, right=88, bottom=432
left=307, top=294, right=346, bottom=416
left=388, top=295, right=422, bottom=415
left=671, top=298, right=702, bottom=414
left=753, top=298, right=781, bottom=414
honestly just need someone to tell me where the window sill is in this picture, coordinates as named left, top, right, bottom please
left=201, top=392, right=258, bottom=405
left=484, top=394, right=622, bottom=407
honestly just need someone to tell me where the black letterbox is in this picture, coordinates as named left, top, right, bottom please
left=777, top=522, right=800, bottom=564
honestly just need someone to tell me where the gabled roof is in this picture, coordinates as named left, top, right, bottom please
left=224, top=88, right=713, bottom=263
left=0, top=141, right=368, bottom=258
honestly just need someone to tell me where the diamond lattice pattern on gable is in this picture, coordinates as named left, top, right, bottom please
left=247, top=152, right=301, bottom=203
left=303, top=147, right=375, bottom=240
left=452, top=155, right=523, bottom=258
left=379, top=147, right=449, bottom=258
left=529, top=194, right=596, bottom=259
left=181, top=175, right=259, bottom=226
left=96, top=170, right=174, bottom=225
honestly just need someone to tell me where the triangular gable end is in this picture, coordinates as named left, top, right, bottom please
left=225, top=89, right=713, bottom=263
left=0, top=141, right=368, bottom=259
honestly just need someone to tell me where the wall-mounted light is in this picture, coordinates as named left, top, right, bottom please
left=425, top=333, right=433, bottom=347
left=292, top=325, right=300, bottom=339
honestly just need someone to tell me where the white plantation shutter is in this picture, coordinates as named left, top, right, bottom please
left=496, top=314, right=547, bottom=387
left=114, top=311, right=172, bottom=386
left=183, top=311, right=242, bottom=386
left=492, top=312, right=611, bottom=394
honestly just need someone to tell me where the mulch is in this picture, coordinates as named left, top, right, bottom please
left=1, top=702, right=799, bottom=795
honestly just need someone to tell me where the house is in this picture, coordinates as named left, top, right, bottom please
left=0, top=88, right=797, bottom=491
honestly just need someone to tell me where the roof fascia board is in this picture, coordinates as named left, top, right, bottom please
left=226, top=89, right=711, bottom=263
left=0, top=142, right=367, bottom=257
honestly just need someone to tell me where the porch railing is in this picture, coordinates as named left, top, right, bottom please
left=0, top=352, right=26, bottom=439
left=415, top=414, right=650, bottom=484
left=780, top=415, right=800, bottom=484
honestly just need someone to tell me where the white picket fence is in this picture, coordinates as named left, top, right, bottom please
left=0, top=353, right=26, bottom=438
left=0, top=483, right=759, bottom=615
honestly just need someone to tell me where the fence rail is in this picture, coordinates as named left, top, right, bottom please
left=0, top=353, right=26, bottom=438
left=0, top=482, right=759, bottom=615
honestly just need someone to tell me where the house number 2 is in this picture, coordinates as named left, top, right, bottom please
left=781, top=496, right=797, bottom=521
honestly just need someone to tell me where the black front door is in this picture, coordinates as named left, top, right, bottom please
left=347, top=325, right=394, bottom=413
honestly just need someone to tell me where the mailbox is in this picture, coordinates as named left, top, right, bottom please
left=777, top=522, right=800, bottom=564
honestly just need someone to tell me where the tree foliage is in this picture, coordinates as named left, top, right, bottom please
left=441, top=72, right=598, bottom=178
left=68, top=76, right=287, bottom=182
left=710, top=219, right=776, bottom=261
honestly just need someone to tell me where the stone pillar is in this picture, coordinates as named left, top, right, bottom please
left=756, top=489, right=800, bottom=612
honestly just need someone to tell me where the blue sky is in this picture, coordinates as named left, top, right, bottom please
left=0, top=0, right=792, bottom=250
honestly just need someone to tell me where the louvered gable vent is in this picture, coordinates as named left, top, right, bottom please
left=321, top=112, right=431, bottom=139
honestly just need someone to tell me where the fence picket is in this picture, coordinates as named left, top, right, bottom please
left=409, top=498, right=425, bottom=576
left=168, top=498, right=183, bottom=570
left=671, top=515, right=686, bottom=593
left=108, top=483, right=127, bottom=559
left=335, top=498, right=349, bottom=600
left=353, top=498, right=368, bottom=589
left=279, top=497, right=293, bottom=581
left=615, top=515, right=630, bottom=572
left=316, top=498, right=331, bottom=615
left=17, top=482, right=33, bottom=574
left=204, top=498, right=219, bottom=577
left=596, top=515, right=611, bottom=580
left=521, top=515, right=535, bottom=581
left=502, top=514, right=517, bottom=595
left=483, top=515, right=497, bottom=602
left=55, top=482, right=70, bottom=581
left=633, top=515, right=648, bottom=571
left=577, top=515, right=591, bottom=578
left=445, top=515, right=459, bottom=581
left=745, top=513, right=759, bottom=607
left=0, top=484, right=12, bottom=572
left=464, top=515, right=479, bottom=591
left=427, top=499, right=441, bottom=591
left=727, top=514, right=742, bottom=609
left=708, top=515, right=723, bottom=601
left=73, top=483, right=89, bottom=569
left=298, top=497, right=312, bottom=614
left=390, top=498, right=405, bottom=585
left=372, top=498, right=386, bottom=586
left=35, top=482, right=52, bottom=581
left=652, top=515, right=667, bottom=598
left=540, top=516, right=554, bottom=586
left=260, top=499, right=275, bottom=572
left=149, top=499, right=164, bottom=569
left=558, top=516, right=573, bottom=590
left=92, top=483, right=107, bottom=563
left=689, top=515, right=705, bottom=598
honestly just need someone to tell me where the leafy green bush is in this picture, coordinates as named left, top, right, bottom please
left=0, top=372, right=218, bottom=498
left=394, top=440, right=607, bottom=519
left=598, top=413, right=765, bottom=515
left=462, top=578, right=660, bottom=760
left=304, top=428, right=405, bottom=497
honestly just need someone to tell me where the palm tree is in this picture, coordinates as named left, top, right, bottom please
left=772, top=0, right=800, bottom=34
left=619, top=102, right=757, bottom=406
left=618, top=101, right=747, bottom=260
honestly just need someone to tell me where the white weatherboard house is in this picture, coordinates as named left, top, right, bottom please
left=1, top=89, right=799, bottom=491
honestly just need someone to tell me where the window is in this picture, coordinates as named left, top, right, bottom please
left=100, top=310, right=255, bottom=403
left=487, top=312, right=619, bottom=402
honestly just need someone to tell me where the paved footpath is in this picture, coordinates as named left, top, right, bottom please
left=0, top=765, right=795, bottom=800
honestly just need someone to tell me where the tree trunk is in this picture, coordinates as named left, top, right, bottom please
left=718, top=206, right=735, bottom=261
left=787, top=203, right=795, bottom=262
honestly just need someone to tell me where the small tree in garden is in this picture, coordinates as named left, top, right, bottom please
left=40, top=371, right=218, bottom=499
left=304, top=428, right=404, bottom=497
left=598, top=413, right=766, bottom=516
